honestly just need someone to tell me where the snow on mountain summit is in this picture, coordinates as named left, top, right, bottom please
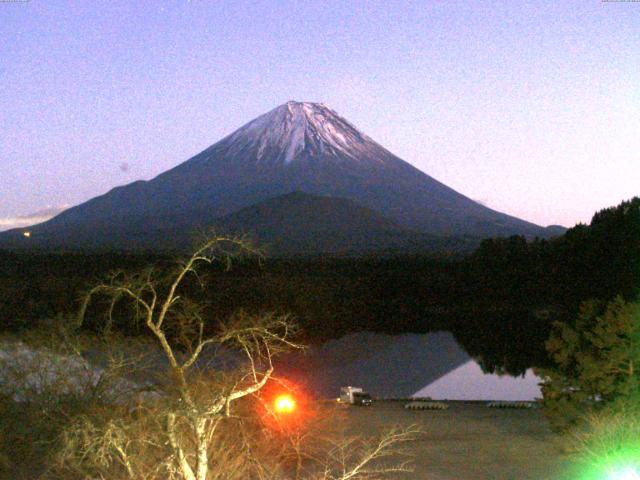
left=219, top=101, right=383, bottom=165
left=0, top=100, right=555, bottom=251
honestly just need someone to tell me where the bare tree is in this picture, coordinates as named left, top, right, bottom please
left=73, top=236, right=302, bottom=480
left=45, top=236, right=420, bottom=480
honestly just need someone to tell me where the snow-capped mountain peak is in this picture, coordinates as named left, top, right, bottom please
left=220, top=101, right=381, bottom=165
left=0, top=100, right=554, bottom=252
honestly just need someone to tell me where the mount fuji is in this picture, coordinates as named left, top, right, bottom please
left=0, top=101, right=561, bottom=253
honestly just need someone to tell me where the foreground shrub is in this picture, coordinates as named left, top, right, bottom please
left=0, top=323, right=136, bottom=479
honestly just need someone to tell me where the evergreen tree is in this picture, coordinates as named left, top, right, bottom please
left=539, top=296, right=640, bottom=431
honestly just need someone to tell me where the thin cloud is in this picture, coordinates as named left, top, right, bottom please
left=0, top=205, right=69, bottom=232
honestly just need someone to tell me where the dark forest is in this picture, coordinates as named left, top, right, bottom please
left=1, top=197, right=638, bottom=376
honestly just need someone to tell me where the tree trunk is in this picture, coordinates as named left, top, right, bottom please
left=195, top=418, right=209, bottom=480
left=167, top=413, right=196, bottom=480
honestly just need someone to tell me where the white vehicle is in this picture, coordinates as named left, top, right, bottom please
left=339, top=386, right=373, bottom=406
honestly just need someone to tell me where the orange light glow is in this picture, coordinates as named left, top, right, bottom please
left=274, top=394, right=296, bottom=414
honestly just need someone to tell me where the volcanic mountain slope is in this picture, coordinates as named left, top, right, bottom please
left=1, top=101, right=560, bottom=251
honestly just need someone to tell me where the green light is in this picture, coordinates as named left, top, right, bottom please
left=576, top=453, right=640, bottom=480
left=609, top=467, right=640, bottom=480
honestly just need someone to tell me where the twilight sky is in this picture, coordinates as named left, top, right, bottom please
left=1, top=0, right=638, bottom=230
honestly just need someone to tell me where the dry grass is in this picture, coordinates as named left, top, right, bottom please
left=340, top=401, right=576, bottom=480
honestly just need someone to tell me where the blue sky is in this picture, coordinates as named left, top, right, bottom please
left=1, top=0, right=639, bottom=229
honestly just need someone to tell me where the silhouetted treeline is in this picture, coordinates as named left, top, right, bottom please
left=457, top=197, right=640, bottom=373
left=1, top=197, right=638, bottom=375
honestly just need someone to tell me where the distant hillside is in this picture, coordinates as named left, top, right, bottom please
left=0, top=192, right=481, bottom=256
left=216, top=192, right=481, bottom=256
